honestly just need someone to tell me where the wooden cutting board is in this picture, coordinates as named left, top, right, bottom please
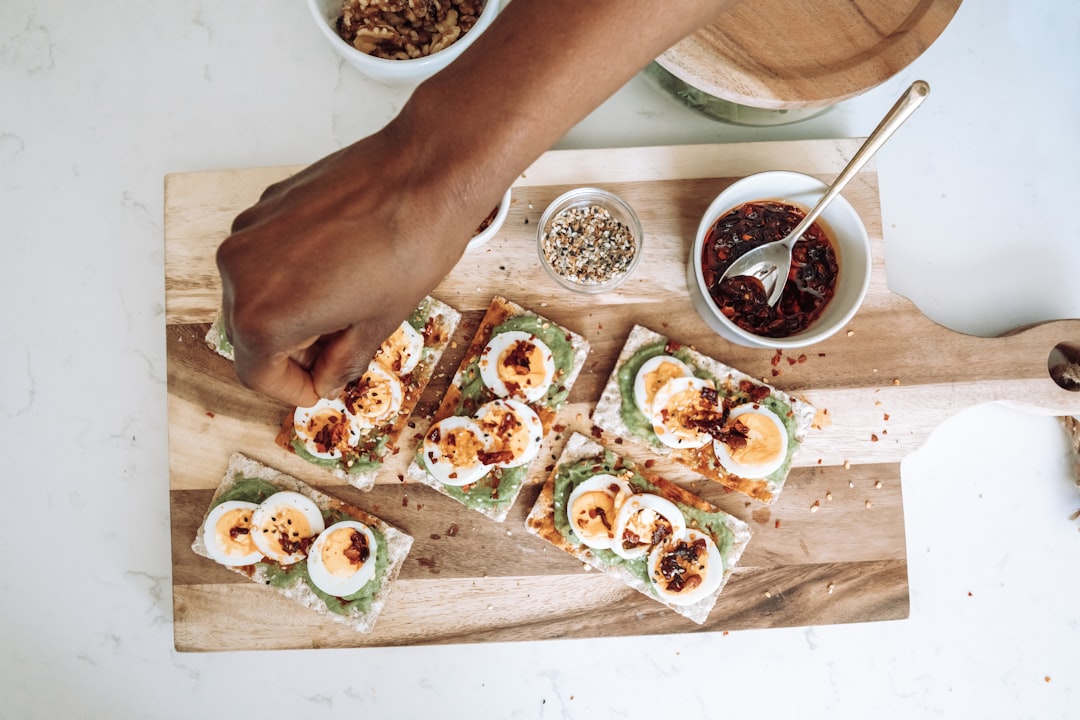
left=165, top=139, right=1080, bottom=651
left=656, top=0, right=962, bottom=109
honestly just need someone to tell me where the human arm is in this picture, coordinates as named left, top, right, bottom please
left=216, top=0, right=741, bottom=407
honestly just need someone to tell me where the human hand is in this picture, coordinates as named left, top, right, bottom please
left=216, top=124, right=489, bottom=407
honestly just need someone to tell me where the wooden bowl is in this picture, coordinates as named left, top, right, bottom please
left=656, top=0, right=962, bottom=111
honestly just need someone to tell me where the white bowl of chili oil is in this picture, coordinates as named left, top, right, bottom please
left=688, top=170, right=872, bottom=349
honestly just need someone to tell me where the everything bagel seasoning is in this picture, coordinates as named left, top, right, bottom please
left=541, top=204, right=637, bottom=286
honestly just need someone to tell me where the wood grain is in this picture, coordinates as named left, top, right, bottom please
left=656, top=0, right=963, bottom=109
left=165, top=139, right=1080, bottom=651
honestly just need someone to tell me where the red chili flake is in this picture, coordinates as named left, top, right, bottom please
left=771, top=350, right=783, bottom=367
left=205, top=411, right=215, bottom=418
left=590, top=425, right=603, bottom=439
left=644, top=459, right=656, bottom=468
left=614, top=437, right=623, bottom=444
left=774, top=519, right=781, bottom=529
left=664, top=340, right=682, bottom=354
left=397, top=474, right=404, bottom=482
left=798, top=354, right=807, bottom=364
left=871, top=434, right=879, bottom=442
left=771, top=369, right=781, bottom=376
left=787, top=356, right=797, bottom=366
left=545, top=464, right=554, bottom=472
left=416, top=504, right=423, bottom=511
left=882, top=429, right=888, bottom=435
left=402, top=496, right=409, bottom=507
left=883, top=413, right=890, bottom=421
left=553, top=422, right=567, bottom=433
left=430, top=533, right=441, bottom=540
left=597, top=323, right=603, bottom=330
left=817, top=458, right=822, bottom=464
left=446, top=523, right=459, bottom=537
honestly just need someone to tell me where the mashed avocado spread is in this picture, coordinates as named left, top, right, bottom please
left=212, top=476, right=388, bottom=615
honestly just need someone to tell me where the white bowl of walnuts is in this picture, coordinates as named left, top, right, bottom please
left=308, top=0, right=500, bottom=86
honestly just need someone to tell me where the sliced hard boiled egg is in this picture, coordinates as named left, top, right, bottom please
left=478, top=330, right=556, bottom=403
left=422, top=415, right=493, bottom=487
left=712, top=403, right=789, bottom=479
left=306, top=520, right=378, bottom=598
left=611, top=493, right=687, bottom=560
left=565, top=474, right=635, bottom=550
left=344, top=362, right=404, bottom=429
left=649, top=375, right=722, bottom=449
left=647, top=528, right=724, bottom=606
left=474, top=399, right=544, bottom=469
left=374, top=321, right=424, bottom=376
left=250, top=491, right=326, bottom=565
left=632, top=354, right=693, bottom=417
left=294, top=397, right=362, bottom=460
left=202, top=500, right=262, bottom=566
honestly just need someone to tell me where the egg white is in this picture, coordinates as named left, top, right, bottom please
left=202, top=500, right=262, bottom=566
left=478, top=330, right=556, bottom=403
left=422, top=415, right=493, bottom=487
left=647, top=528, right=724, bottom=606
left=632, top=354, right=693, bottom=418
left=306, top=520, right=378, bottom=598
left=649, top=375, right=719, bottom=450
left=712, top=403, right=789, bottom=479
left=374, top=321, right=424, bottom=376
left=293, top=397, right=362, bottom=460
left=474, top=398, right=543, bottom=469
left=345, top=362, right=405, bottom=429
left=250, top=491, right=326, bottom=565
left=611, top=492, right=688, bottom=560
left=565, top=474, right=635, bottom=550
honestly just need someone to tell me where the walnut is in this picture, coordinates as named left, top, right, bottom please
left=336, top=0, right=484, bottom=60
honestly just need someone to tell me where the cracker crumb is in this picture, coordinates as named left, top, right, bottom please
left=810, top=500, right=820, bottom=512
left=865, top=499, right=873, bottom=509
left=843, top=459, right=851, bottom=470
left=825, top=491, right=833, bottom=501
left=875, top=480, right=883, bottom=489
left=846, top=330, right=855, bottom=337
left=892, top=378, right=901, bottom=385
left=582, top=562, right=592, bottom=572
left=827, top=583, right=835, bottom=594
left=849, top=480, right=855, bottom=489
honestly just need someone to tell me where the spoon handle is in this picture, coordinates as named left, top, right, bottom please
left=790, top=80, right=931, bottom=244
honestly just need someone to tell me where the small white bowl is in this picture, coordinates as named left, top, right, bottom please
left=307, top=0, right=499, bottom=86
left=466, top=188, right=512, bottom=251
left=687, top=170, right=872, bottom=349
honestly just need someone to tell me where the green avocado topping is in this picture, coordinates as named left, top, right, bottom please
left=212, top=476, right=389, bottom=615
left=551, top=451, right=736, bottom=585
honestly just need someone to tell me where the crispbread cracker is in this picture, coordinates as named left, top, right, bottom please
left=191, top=452, right=412, bottom=634
left=276, top=296, right=461, bottom=491
left=525, top=433, right=751, bottom=624
left=406, top=295, right=590, bottom=522
left=593, top=324, right=815, bottom=504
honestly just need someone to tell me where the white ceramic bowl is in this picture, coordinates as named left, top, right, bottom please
left=687, top=170, right=872, bottom=349
left=307, top=0, right=499, bottom=86
left=466, top=188, right=512, bottom=251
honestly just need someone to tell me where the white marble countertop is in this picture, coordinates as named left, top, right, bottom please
left=4, top=1, right=1079, bottom=717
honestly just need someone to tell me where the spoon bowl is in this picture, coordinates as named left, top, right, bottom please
left=719, top=80, right=930, bottom=305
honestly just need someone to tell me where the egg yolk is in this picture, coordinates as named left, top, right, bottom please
left=641, top=360, right=687, bottom=409
left=214, top=507, right=257, bottom=559
left=621, top=507, right=673, bottom=550
left=497, top=340, right=548, bottom=393
left=374, top=325, right=417, bottom=374
left=437, top=425, right=486, bottom=471
left=475, top=404, right=531, bottom=463
left=655, top=386, right=720, bottom=442
left=655, top=537, right=710, bottom=594
left=299, top=408, right=351, bottom=454
left=346, top=369, right=399, bottom=421
left=321, top=528, right=370, bottom=578
left=258, top=506, right=313, bottom=557
left=726, top=412, right=784, bottom=466
left=570, top=490, right=618, bottom=541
